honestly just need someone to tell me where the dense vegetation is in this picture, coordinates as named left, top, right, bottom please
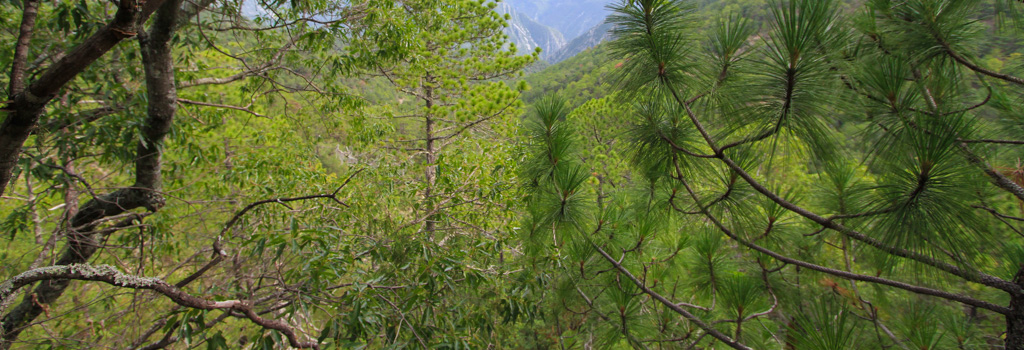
left=1, top=0, right=1023, bottom=349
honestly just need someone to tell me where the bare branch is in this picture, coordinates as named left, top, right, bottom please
left=176, top=98, right=266, bottom=118
left=0, top=264, right=318, bottom=349
left=219, top=169, right=362, bottom=239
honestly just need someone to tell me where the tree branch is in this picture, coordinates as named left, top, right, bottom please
left=941, top=41, right=1024, bottom=86
left=0, top=264, right=318, bottom=349
left=674, top=174, right=1010, bottom=315
left=0, top=0, right=169, bottom=198
left=663, top=79, right=1023, bottom=295
left=176, top=98, right=265, bottom=118
left=592, top=242, right=752, bottom=350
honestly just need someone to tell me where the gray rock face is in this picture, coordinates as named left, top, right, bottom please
left=497, top=0, right=613, bottom=62
left=547, top=20, right=615, bottom=64
left=502, top=0, right=612, bottom=40
left=497, top=3, right=567, bottom=59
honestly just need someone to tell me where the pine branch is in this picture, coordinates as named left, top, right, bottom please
left=940, top=40, right=1024, bottom=87
left=663, top=77, right=1023, bottom=295
left=674, top=174, right=1010, bottom=315
left=592, top=241, right=752, bottom=350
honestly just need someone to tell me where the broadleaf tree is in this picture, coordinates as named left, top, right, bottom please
left=0, top=0, right=421, bottom=348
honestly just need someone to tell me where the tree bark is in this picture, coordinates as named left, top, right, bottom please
left=7, top=0, right=41, bottom=96
left=0, top=264, right=318, bottom=349
left=1008, top=296, right=1024, bottom=350
left=1008, top=268, right=1024, bottom=350
left=0, top=0, right=180, bottom=346
left=423, top=78, right=438, bottom=236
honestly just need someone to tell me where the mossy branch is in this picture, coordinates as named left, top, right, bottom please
left=0, top=264, right=319, bottom=349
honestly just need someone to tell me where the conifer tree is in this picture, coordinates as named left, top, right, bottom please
left=312, top=0, right=539, bottom=346
left=523, top=0, right=1024, bottom=348
left=362, top=0, right=536, bottom=237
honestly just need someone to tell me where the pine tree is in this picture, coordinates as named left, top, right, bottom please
left=362, top=0, right=536, bottom=237
left=314, top=0, right=539, bottom=346
left=523, top=0, right=1024, bottom=348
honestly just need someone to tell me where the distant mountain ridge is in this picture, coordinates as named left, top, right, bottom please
left=503, top=0, right=612, bottom=40
left=497, top=3, right=567, bottom=60
left=547, top=20, right=615, bottom=63
left=498, top=0, right=614, bottom=63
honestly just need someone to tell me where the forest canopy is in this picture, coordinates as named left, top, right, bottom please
left=1, top=0, right=1024, bottom=349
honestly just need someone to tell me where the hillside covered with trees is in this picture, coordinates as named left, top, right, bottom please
left=1, top=0, right=1024, bottom=349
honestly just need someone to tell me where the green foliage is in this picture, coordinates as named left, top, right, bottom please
left=788, top=295, right=861, bottom=350
left=523, top=43, right=619, bottom=106
left=3, top=0, right=1024, bottom=348
left=519, top=0, right=1024, bottom=348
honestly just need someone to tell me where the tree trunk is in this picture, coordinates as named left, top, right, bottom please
left=1008, top=268, right=1024, bottom=350
left=8, top=0, right=40, bottom=96
left=1008, top=297, right=1024, bottom=350
left=0, top=0, right=166, bottom=198
left=423, top=80, right=437, bottom=236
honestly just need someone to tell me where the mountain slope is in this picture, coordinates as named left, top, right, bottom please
left=523, top=42, right=619, bottom=106
left=546, top=20, right=615, bottom=64
left=503, top=0, right=612, bottom=42
left=497, top=3, right=567, bottom=58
